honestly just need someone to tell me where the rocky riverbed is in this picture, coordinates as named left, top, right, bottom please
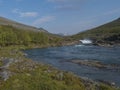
left=70, top=60, right=120, bottom=71
left=0, top=57, right=18, bottom=81
left=0, top=57, right=38, bottom=81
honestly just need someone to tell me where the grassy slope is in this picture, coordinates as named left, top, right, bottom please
left=0, top=16, right=47, bottom=32
left=70, top=18, right=120, bottom=44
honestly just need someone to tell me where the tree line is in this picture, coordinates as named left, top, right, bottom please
left=0, top=25, right=62, bottom=46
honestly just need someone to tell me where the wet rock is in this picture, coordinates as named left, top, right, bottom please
left=97, top=80, right=116, bottom=86
left=0, top=70, right=11, bottom=81
left=0, top=58, right=20, bottom=81
left=56, top=72, right=64, bottom=81
left=62, top=41, right=80, bottom=46
left=23, top=53, right=28, bottom=56
left=80, top=77, right=98, bottom=90
left=70, top=60, right=120, bottom=71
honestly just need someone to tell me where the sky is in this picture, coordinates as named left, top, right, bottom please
left=0, top=0, right=120, bottom=35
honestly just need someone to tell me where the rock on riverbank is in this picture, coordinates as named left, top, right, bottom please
left=71, top=60, right=120, bottom=71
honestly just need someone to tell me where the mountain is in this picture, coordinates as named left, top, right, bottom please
left=0, top=16, right=63, bottom=47
left=71, top=18, right=120, bottom=45
left=0, top=16, right=47, bottom=32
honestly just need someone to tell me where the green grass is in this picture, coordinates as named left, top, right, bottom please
left=70, top=18, right=120, bottom=44
left=97, top=84, right=119, bottom=90
left=0, top=61, right=3, bottom=67
left=0, top=46, right=119, bottom=90
left=0, top=46, right=85, bottom=90
left=1, top=66, right=85, bottom=90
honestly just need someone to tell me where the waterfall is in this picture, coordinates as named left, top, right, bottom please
left=80, top=39, right=92, bottom=44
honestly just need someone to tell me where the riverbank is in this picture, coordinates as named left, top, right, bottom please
left=0, top=45, right=119, bottom=90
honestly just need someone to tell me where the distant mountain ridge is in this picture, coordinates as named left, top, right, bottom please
left=71, top=18, right=120, bottom=45
left=0, top=16, right=120, bottom=46
left=0, top=16, right=47, bottom=32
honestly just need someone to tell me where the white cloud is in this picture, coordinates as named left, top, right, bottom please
left=12, top=9, right=38, bottom=17
left=48, top=0, right=83, bottom=11
left=20, top=12, right=38, bottom=17
left=55, top=4, right=79, bottom=10
left=33, top=16, right=55, bottom=25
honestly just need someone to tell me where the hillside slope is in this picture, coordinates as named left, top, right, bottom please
left=71, top=18, right=120, bottom=45
left=0, top=16, right=47, bottom=32
left=0, top=25, right=63, bottom=47
left=0, top=16, right=64, bottom=47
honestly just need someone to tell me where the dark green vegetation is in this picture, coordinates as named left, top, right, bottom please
left=0, top=16, right=120, bottom=90
left=70, top=18, right=120, bottom=45
left=0, top=25, right=63, bottom=47
left=0, top=16, right=64, bottom=47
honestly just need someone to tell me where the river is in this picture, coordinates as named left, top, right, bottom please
left=24, top=45, right=120, bottom=86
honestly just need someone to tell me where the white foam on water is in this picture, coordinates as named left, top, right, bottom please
left=75, top=44, right=85, bottom=47
left=80, top=39, right=92, bottom=44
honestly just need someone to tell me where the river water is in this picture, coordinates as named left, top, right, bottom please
left=24, top=45, right=120, bottom=86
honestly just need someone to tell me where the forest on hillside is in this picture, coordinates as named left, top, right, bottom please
left=0, top=25, right=62, bottom=47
